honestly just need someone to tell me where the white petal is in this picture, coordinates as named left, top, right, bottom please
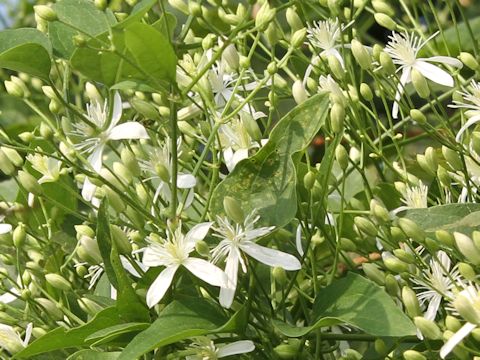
left=218, top=340, right=255, bottom=357
left=295, top=225, right=304, bottom=256
left=0, top=289, right=17, bottom=304
left=177, top=173, right=196, bottom=189
left=108, top=122, right=149, bottom=140
left=111, top=91, right=123, bottom=127
left=146, top=265, right=178, bottom=308
left=415, top=61, right=454, bottom=87
left=0, top=324, right=24, bottom=353
left=440, top=322, right=476, bottom=358
left=142, top=246, right=168, bottom=267
left=455, top=114, right=480, bottom=142
left=88, top=144, right=105, bottom=172
left=392, top=68, right=411, bottom=119
left=219, top=250, right=239, bottom=309
left=424, top=294, right=441, bottom=321
left=81, top=177, right=97, bottom=202
left=0, top=224, right=12, bottom=235
left=184, top=222, right=214, bottom=245
left=425, top=56, right=463, bottom=68
left=244, top=227, right=275, bottom=241
left=183, top=258, right=227, bottom=287
left=241, top=243, right=301, bottom=271
left=23, top=323, right=33, bottom=346
left=120, top=256, right=143, bottom=278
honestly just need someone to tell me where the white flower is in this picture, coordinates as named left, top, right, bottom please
left=0, top=323, right=32, bottom=354
left=318, top=75, right=346, bottom=106
left=0, top=216, right=12, bottom=235
left=451, top=81, right=480, bottom=142
left=392, top=182, right=429, bottom=215
left=142, top=222, right=228, bottom=308
left=26, top=153, right=62, bottom=184
left=384, top=32, right=462, bottom=119
left=73, top=92, right=149, bottom=201
left=186, top=337, right=255, bottom=360
left=211, top=211, right=301, bottom=308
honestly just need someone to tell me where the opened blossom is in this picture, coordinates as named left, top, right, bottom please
left=384, top=31, right=462, bottom=119
left=0, top=323, right=32, bottom=354
left=211, top=211, right=301, bottom=308
left=451, top=81, right=480, bottom=142
left=186, top=337, right=255, bottom=360
left=142, top=222, right=228, bottom=308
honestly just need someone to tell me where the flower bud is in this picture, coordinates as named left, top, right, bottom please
left=45, top=273, right=71, bottom=291
left=414, top=316, right=441, bottom=340
left=13, top=223, right=26, bottom=248
left=120, top=148, right=140, bottom=177
left=135, top=183, right=148, bottom=207
left=372, top=0, right=395, bottom=16
left=330, top=102, right=345, bottom=133
left=188, top=0, right=201, bottom=16
left=111, top=225, right=132, bottom=255
left=384, top=256, right=409, bottom=273
left=113, top=162, right=133, bottom=185
left=374, top=13, right=397, bottom=30
left=223, top=196, right=245, bottom=224
left=370, top=200, right=389, bottom=223
left=34, top=5, right=57, bottom=21
left=402, top=286, right=421, bottom=317
left=424, top=147, right=438, bottom=173
left=273, top=339, right=300, bottom=359
left=374, top=339, right=388, bottom=356
left=242, top=113, right=262, bottom=142
left=255, top=2, right=276, bottom=30
left=272, top=266, right=287, bottom=286
left=354, top=217, right=377, bottom=237
left=351, top=39, right=372, bottom=70
left=385, top=274, right=400, bottom=296
left=286, top=7, right=303, bottom=32
left=75, top=225, right=95, bottom=240
left=379, top=52, right=396, bottom=75
left=18, top=170, right=42, bottom=195
left=393, top=249, right=415, bottom=264
left=291, top=28, right=307, bottom=49
left=403, top=350, right=426, bottom=360
left=453, top=291, right=480, bottom=324
left=339, top=237, right=357, bottom=251
left=292, top=80, right=308, bottom=104
left=409, top=109, right=426, bottom=124
left=360, top=83, right=373, bottom=101
left=454, top=232, right=480, bottom=265
left=168, top=0, right=188, bottom=14
left=442, top=147, right=462, bottom=173
left=411, top=69, right=430, bottom=98
left=0, top=150, right=15, bottom=175
left=445, top=315, right=462, bottom=332
left=327, top=54, right=344, bottom=79
left=0, top=147, right=22, bottom=167
left=78, top=297, right=103, bottom=316
left=303, top=171, right=316, bottom=190
left=434, top=230, right=453, bottom=248
left=36, top=298, right=63, bottom=320
left=362, top=263, right=385, bottom=285
left=4, top=80, right=24, bottom=98
left=222, top=44, right=240, bottom=70
left=79, top=235, right=102, bottom=264
left=459, top=262, right=476, bottom=281
left=194, top=240, right=210, bottom=257
left=335, top=144, right=349, bottom=171
left=398, top=218, right=425, bottom=242
left=459, top=52, right=479, bottom=70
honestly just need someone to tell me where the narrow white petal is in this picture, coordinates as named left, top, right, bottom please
left=177, top=173, right=196, bottom=189
left=392, top=68, right=411, bottom=119
left=0, top=224, right=12, bottom=235
left=244, top=227, right=275, bottom=241
left=108, top=122, right=149, bottom=140
left=219, top=250, right=239, bottom=308
left=183, top=258, right=228, bottom=287
left=241, top=243, right=301, bottom=271
left=332, top=48, right=345, bottom=69
left=415, top=61, right=454, bottom=87
left=81, top=177, right=97, bottom=202
left=0, top=289, right=17, bottom=304
left=120, top=256, right=142, bottom=278
left=231, top=149, right=249, bottom=168
left=440, top=322, right=476, bottom=358
left=217, top=340, right=255, bottom=357
left=455, top=114, right=480, bottom=142
left=23, top=323, right=33, bottom=346
left=424, top=56, right=463, bottom=68
left=146, top=265, right=178, bottom=308
left=111, top=91, right=123, bottom=127
left=184, top=222, right=214, bottom=244
left=88, top=144, right=105, bottom=172
left=295, top=225, right=304, bottom=256
left=424, top=294, right=441, bottom=321
left=142, top=247, right=168, bottom=267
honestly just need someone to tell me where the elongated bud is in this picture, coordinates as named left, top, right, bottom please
left=285, top=8, right=302, bottom=32
left=435, top=230, right=454, bottom=247
left=113, top=162, right=133, bottom=185
left=195, top=240, right=210, bottom=257
left=0, top=150, right=15, bottom=175
left=79, top=235, right=102, bottom=264
left=445, top=315, right=462, bottom=332
left=4, top=80, right=24, bottom=97
left=168, top=0, right=188, bottom=14
left=374, top=13, right=396, bottom=30
left=459, top=52, right=479, bottom=70
left=398, top=218, right=425, bottom=242
left=335, top=144, right=349, bottom=171
left=453, top=291, right=480, bottom=324
left=327, top=54, right=344, bottom=79
left=370, top=199, right=389, bottom=223
left=303, top=171, right=316, bottom=190
left=155, top=163, right=170, bottom=183
left=360, top=83, right=373, bottom=101
left=223, top=196, right=245, bottom=224
left=78, top=297, right=103, bottom=315
left=339, top=237, right=357, bottom=251
left=351, top=39, right=372, bottom=70
left=34, top=5, right=57, bottom=21
left=272, top=266, right=287, bottom=286
left=292, top=80, right=308, bottom=104
left=111, top=225, right=132, bottom=255
left=379, top=52, right=396, bottom=75
left=0, top=147, right=22, bottom=167
left=273, top=339, right=300, bottom=359
left=442, top=146, right=462, bottom=171
left=13, top=223, right=26, bottom=248
left=411, top=69, right=430, bottom=98
left=120, top=148, right=140, bottom=177
left=45, top=273, right=71, bottom=291
left=454, top=232, right=480, bottom=265
left=222, top=44, right=240, bottom=70
left=459, top=262, right=476, bottom=281
left=403, top=350, right=426, bottom=360
left=291, top=28, right=307, bottom=49
left=414, top=316, right=441, bottom=340
left=385, top=274, right=400, bottom=296
left=410, top=109, right=426, bottom=124
left=242, top=113, right=262, bottom=142
left=372, top=0, right=395, bottom=16
left=362, top=263, right=385, bottom=286
left=437, top=166, right=451, bottom=187
left=188, top=1, right=201, bottom=16
left=424, top=147, right=438, bottom=173
left=255, top=2, right=276, bottom=30
left=384, top=256, right=409, bottom=273
left=18, top=170, right=42, bottom=195
left=354, top=217, right=377, bottom=237
left=37, top=298, right=63, bottom=320
left=393, top=249, right=415, bottom=264
left=402, top=286, right=421, bottom=317
left=75, top=225, right=95, bottom=240
left=330, top=102, right=345, bottom=133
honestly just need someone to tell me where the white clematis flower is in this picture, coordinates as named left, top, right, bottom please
left=73, top=92, right=149, bottom=201
left=142, top=222, right=228, bottom=308
left=384, top=31, right=462, bottom=119
left=451, top=81, right=480, bottom=142
left=26, top=153, right=62, bottom=184
left=186, top=336, right=255, bottom=360
left=0, top=323, right=32, bottom=354
left=212, top=211, right=301, bottom=308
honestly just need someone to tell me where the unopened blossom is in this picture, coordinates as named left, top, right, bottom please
left=0, top=323, right=32, bottom=354
left=186, top=337, right=255, bottom=360
left=212, top=211, right=301, bottom=308
left=0, top=216, right=12, bottom=235
left=142, top=222, right=228, bottom=308
left=451, top=81, right=480, bottom=142
left=26, top=153, right=62, bottom=184
left=72, top=92, right=149, bottom=201
left=384, top=31, right=462, bottom=119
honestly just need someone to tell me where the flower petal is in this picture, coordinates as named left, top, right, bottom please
left=142, top=246, right=168, bottom=267
left=184, top=222, right=214, bottom=244
left=295, top=225, right=304, bottom=256
left=108, top=122, right=149, bottom=140
left=111, top=91, right=123, bottom=127
left=23, top=323, right=33, bottom=346
left=241, top=243, right=301, bottom=271
left=81, top=177, right=97, bottom=202
left=0, top=223, right=12, bottom=235
left=88, top=144, right=105, bottom=172
left=425, top=56, right=463, bottom=68
left=183, top=258, right=227, bottom=287
left=455, top=114, right=480, bottom=142
left=392, top=67, right=411, bottom=119
left=146, top=265, right=178, bottom=308
left=217, top=340, right=255, bottom=357
left=177, top=173, right=196, bottom=189
left=440, top=322, right=476, bottom=358
left=219, top=249, right=239, bottom=308
left=415, top=61, right=454, bottom=87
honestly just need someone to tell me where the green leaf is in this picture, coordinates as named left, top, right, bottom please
left=48, top=21, right=78, bottom=59
left=0, top=178, right=18, bottom=202
left=153, top=12, right=178, bottom=39
left=0, top=28, right=52, bottom=79
left=210, top=92, right=330, bottom=226
left=67, top=350, right=120, bottom=360
left=441, top=17, right=480, bottom=55
left=86, top=323, right=149, bottom=346
left=401, top=203, right=480, bottom=235
left=115, top=0, right=157, bottom=30
left=274, top=273, right=416, bottom=338
left=118, top=298, right=233, bottom=360
left=15, top=307, right=123, bottom=359
left=96, top=199, right=118, bottom=289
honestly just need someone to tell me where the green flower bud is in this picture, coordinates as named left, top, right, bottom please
left=201, top=34, right=216, bottom=50
left=32, top=327, right=47, bottom=339
left=78, top=297, right=103, bottom=316
left=37, top=298, right=63, bottom=320
left=411, top=69, right=430, bottom=98
left=222, top=44, right=240, bottom=70
left=372, top=44, right=383, bottom=61
left=327, top=54, right=344, bottom=79
left=291, top=28, right=307, bottom=49
left=351, top=39, right=372, bottom=70
left=111, top=225, right=132, bottom=255
left=0, top=150, right=15, bottom=175
left=18, top=132, right=34, bottom=143
left=255, top=2, right=276, bottom=30
left=339, top=237, right=357, bottom=251
left=379, top=52, right=396, bottom=75
left=13, top=223, right=26, bottom=248
left=330, top=102, right=345, bottom=133
left=273, top=339, right=300, bottom=359
left=393, top=249, right=415, bottom=264
left=18, top=170, right=42, bottom=195
left=402, top=286, right=421, bottom=317
left=76, top=265, right=87, bottom=278
left=335, top=144, right=349, bottom=171
left=384, top=256, right=409, bottom=273
left=194, top=240, right=210, bottom=257
left=239, top=55, right=250, bottom=70
left=168, top=0, right=188, bottom=14
left=372, top=0, right=395, bottom=16
left=414, top=316, right=441, bottom=340
left=303, top=171, right=316, bottom=190
left=75, top=225, right=95, bottom=240
left=360, top=83, right=374, bottom=101
left=454, top=291, right=480, bottom=324
left=79, top=235, right=102, bottom=264
left=454, top=232, right=480, bottom=265
left=459, top=262, right=476, bottom=281
left=374, top=13, right=397, bottom=30
left=131, top=99, right=159, bottom=120
left=34, top=5, right=57, bottom=21
left=424, top=147, right=438, bottom=173
left=272, top=266, right=287, bottom=286
left=354, top=217, right=377, bottom=237
left=188, top=0, right=201, bottom=16
left=409, top=109, right=426, bottom=124
left=45, top=273, right=71, bottom=291
left=155, top=163, right=170, bottom=183
left=374, top=338, right=388, bottom=356
left=292, top=80, right=308, bottom=104
left=286, top=7, right=303, bottom=32
left=0, top=147, right=22, bottom=167
left=442, top=146, right=462, bottom=171
left=4, top=80, right=24, bottom=97
left=403, top=350, right=426, bottom=360
left=120, top=148, right=141, bottom=177
left=39, top=122, right=53, bottom=139
left=242, top=113, right=262, bottom=142
left=49, top=98, right=62, bottom=114
left=459, top=52, right=479, bottom=70
left=398, top=218, right=425, bottom=242
left=223, top=196, right=245, bottom=224
left=445, top=315, right=462, bottom=332
left=385, top=274, right=400, bottom=296
left=362, top=263, right=385, bottom=286
left=437, top=166, right=451, bottom=187
left=113, top=162, right=133, bottom=185
left=370, top=200, right=390, bottom=223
